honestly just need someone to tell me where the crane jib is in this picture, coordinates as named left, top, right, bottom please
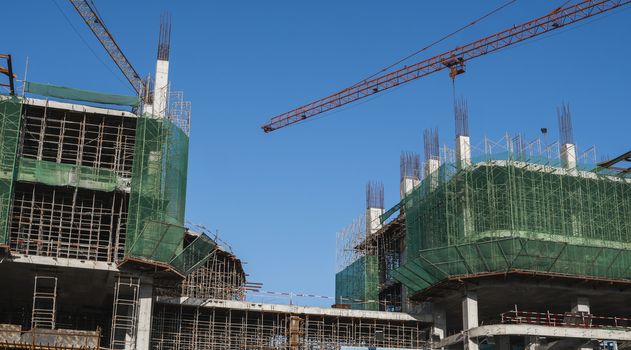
left=261, top=0, right=631, bottom=133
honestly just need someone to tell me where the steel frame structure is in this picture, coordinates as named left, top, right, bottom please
left=261, top=0, right=631, bottom=132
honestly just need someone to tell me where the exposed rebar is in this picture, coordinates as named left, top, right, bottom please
left=423, top=128, right=440, bottom=162
left=454, top=97, right=469, bottom=137
left=557, top=102, right=574, bottom=145
left=157, top=13, right=172, bottom=61
left=400, top=152, right=421, bottom=181
left=366, top=181, right=384, bottom=209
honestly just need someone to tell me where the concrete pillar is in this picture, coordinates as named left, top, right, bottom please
left=456, top=135, right=471, bottom=169
left=365, top=207, right=384, bottom=236
left=135, top=277, right=154, bottom=350
left=425, top=158, right=440, bottom=191
left=431, top=304, right=446, bottom=341
left=424, top=158, right=440, bottom=177
left=524, top=335, right=538, bottom=350
left=561, top=143, right=577, bottom=169
left=497, top=335, right=510, bottom=350
left=577, top=343, right=594, bottom=350
left=572, top=297, right=590, bottom=313
left=152, top=59, right=170, bottom=118
left=462, top=291, right=478, bottom=350
left=400, top=176, right=420, bottom=199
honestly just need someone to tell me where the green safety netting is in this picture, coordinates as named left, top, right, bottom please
left=25, top=81, right=139, bottom=107
left=125, top=115, right=190, bottom=267
left=395, top=237, right=631, bottom=295
left=335, top=255, right=380, bottom=310
left=393, top=155, right=631, bottom=294
left=16, top=158, right=125, bottom=192
left=170, top=233, right=217, bottom=275
left=0, top=97, right=22, bottom=246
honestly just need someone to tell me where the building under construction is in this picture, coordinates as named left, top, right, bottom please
left=2, top=1, right=631, bottom=350
left=0, top=4, right=430, bottom=350
left=335, top=100, right=631, bottom=349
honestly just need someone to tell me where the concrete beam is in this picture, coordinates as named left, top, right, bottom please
left=156, top=296, right=432, bottom=323
left=434, top=324, right=631, bottom=349
left=6, top=254, right=119, bottom=272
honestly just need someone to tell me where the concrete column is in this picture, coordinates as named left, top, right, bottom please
left=462, top=291, right=478, bottom=350
left=365, top=207, right=384, bottom=236
left=561, top=143, right=577, bottom=169
left=135, top=277, right=154, bottom=350
left=497, top=335, right=510, bottom=350
left=524, top=335, right=538, bottom=350
left=425, top=158, right=440, bottom=191
left=152, top=59, right=170, bottom=118
left=572, top=297, right=590, bottom=313
left=456, top=135, right=471, bottom=169
left=424, top=158, right=440, bottom=177
left=431, top=304, right=446, bottom=341
left=400, top=176, right=420, bottom=199
left=577, top=343, right=594, bottom=350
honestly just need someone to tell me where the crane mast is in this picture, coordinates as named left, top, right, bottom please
left=68, top=0, right=147, bottom=100
left=261, top=0, right=631, bottom=133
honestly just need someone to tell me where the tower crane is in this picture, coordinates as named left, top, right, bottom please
left=261, top=0, right=631, bottom=133
left=68, top=0, right=148, bottom=101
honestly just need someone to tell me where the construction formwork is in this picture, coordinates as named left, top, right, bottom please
left=151, top=301, right=427, bottom=350
left=391, top=139, right=631, bottom=295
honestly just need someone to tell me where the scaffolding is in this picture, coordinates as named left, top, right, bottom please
left=180, top=248, right=247, bottom=301
left=110, top=275, right=140, bottom=350
left=0, top=96, right=22, bottom=247
left=391, top=135, right=631, bottom=295
left=151, top=303, right=427, bottom=350
left=335, top=215, right=380, bottom=310
left=31, top=276, right=57, bottom=329
left=124, top=89, right=191, bottom=266
left=19, top=100, right=137, bottom=179
left=9, top=182, right=128, bottom=262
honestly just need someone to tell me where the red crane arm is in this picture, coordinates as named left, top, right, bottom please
left=262, top=0, right=631, bottom=133
left=68, top=0, right=146, bottom=99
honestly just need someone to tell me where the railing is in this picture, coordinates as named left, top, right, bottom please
left=501, top=308, right=631, bottom=330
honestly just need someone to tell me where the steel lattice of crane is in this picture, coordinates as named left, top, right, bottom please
left=261, top=0, right=631, bottom=133
left=69, top=0, right=146, bottom=100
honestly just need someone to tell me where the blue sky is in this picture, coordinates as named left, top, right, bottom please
left=4, top=1, right=630, bottom=305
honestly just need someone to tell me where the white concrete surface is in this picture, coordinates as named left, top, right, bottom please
left=366, top=207, right=384, bottom=236
left=152, top=59, right=169, bottom=118
left=462, top=292, right=479, bottom=350
left=135, top=277, right=154, bottom=350
left=6, top=254, right=119, bottom=272
left=434, top=324, right=631, bottom=349
left=400, top=177, right=420, bottom=199
left=561, top=143, right=577, bottom=169
left=456, top=135, right=471, bottom=169
left=156, top=296, right=431, bottom=322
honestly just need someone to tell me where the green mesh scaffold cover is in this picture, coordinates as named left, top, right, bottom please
left=25, top=81, right=139, bottom=107
left=394, top=159, right=631, bottom=294
left=335, top=255, right=380, bottom=310
left=0, top=97, right=22, bottom=246
left=16, top=158, right=124, bottom=192
left=125, top=115, right=190, bottom=266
